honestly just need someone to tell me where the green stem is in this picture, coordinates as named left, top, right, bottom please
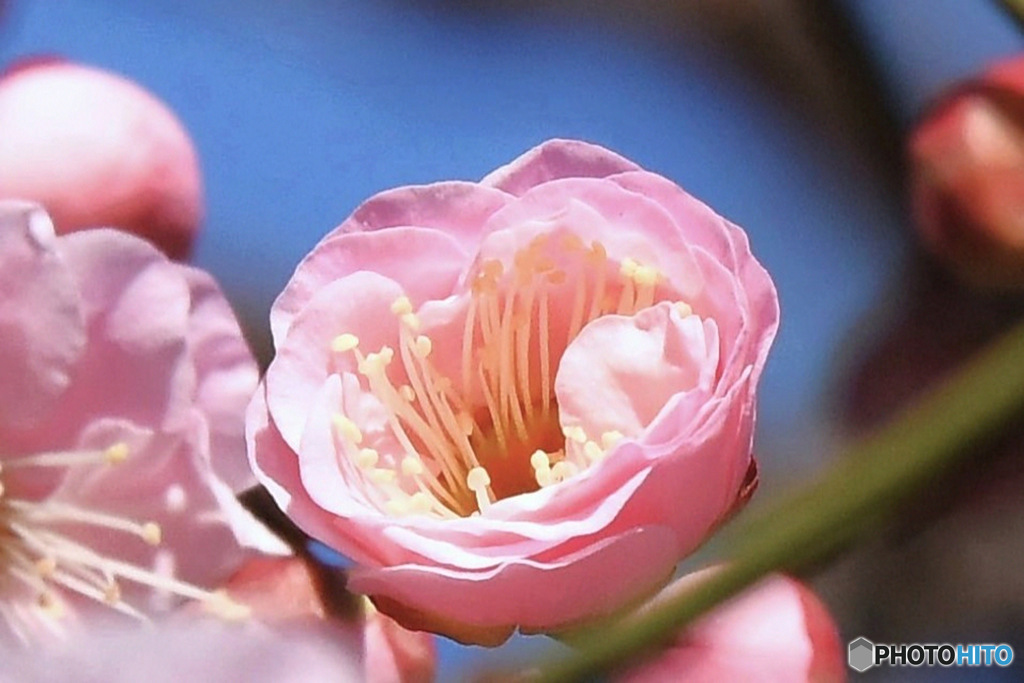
left=996, top=0, right=1024, bottom=32
left=528, top=317, right=1024, bottom=682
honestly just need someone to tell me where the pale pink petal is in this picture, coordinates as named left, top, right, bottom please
left=179, top=266, right=260, bottom=492
left=266, top=272, right=405, bottom=453
left=481, top=139, right=641, bottom=197
left=270, top=226, right=468, bottom=345
left=477, top=177, right=703, bottom=299
left=2, top=620, right=362, bottom=683
left=350, top=526, right=679, bottom=645
left=51, top=229, right=194, bottom=440
left=56, top=417, right=263, bottom=604
left=0, top=202, right=85, bottom=434
left=556, top=302, right=719, bottom=439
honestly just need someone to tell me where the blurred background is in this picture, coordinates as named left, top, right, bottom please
left=2, top=1, right=1022, bottom=679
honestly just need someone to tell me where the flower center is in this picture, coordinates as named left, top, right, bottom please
left=331, top=231, right=676, bottom=519
left=0, top=443, right=246, bottom=643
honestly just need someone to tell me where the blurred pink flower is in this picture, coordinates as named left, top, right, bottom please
left=910, top=54, right=1024, bottom=288
left=0, top=201, right=284, bottom=646
left=2, top=615, right=363, bottom=683
left=220, top=556, right=436, bottom=683
left=0, top=59, right=203, bottom=260
left=619, top=574, right=845, bottom=683
left=249, top=139, right=778, bottom=644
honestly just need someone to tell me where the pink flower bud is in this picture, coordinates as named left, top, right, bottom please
left=0, top=58, right=203, bottom=259
left=910, top=54, right=1024, bottom=288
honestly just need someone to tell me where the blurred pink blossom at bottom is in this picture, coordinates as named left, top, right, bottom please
left=619, top=574, right=845, bottom=683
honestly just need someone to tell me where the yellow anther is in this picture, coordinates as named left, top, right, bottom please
left=386, top=498, right=411, bottom=516
left=141, top=522, right=162, bottom=546
left=673, top=301, right=693, bottom=318
left=561, top=233, right=585, bottom=251
left=409, top=491, right=433, bottom=514
left=37, top=591, right=65, bottom=618
left=399, top=385, right=416, bottom=402
left=535, top=467, right=554, bottom=487
left=332, top=414, right=363, bottom=445
left=633, top=265, right=660, bottom=287
left=562, top=425, right=588, bottom=444
left=547, top=270, right=567, bottom=285
left=379, top=347, right=395, bottom=364
left=619, top=257, right=639, bottom=278
left=104, top=442, right=129, bottom=464
left=588, top=241, right=608, bottom=262
left=369, top=468, right=397, bottom=485
left=552, top=461, right=579, bottom=482
left=103, top=582, right=122, bottom=605
left=204, top=590, right=251, bottom=622
left=467, top=466, right=491, bottom=491
left=413, top=335, right=433, bottom=359
left=390, top=296, right=413, bottom=316
left=583, top=441, right=604, bottom=462
left=482, top=260, right=504, bottom=280
left=401, top=456, right=425, bottom=477
left=356, top=448, right=379, bottom=469
left=456, top=412, right=475, bottom=436
left=400, top=313, right=421, bottom=331
left=530, top=450, right=550, bottom=471
left=600, top=430, right=624, bottom=449
left=34, top=557, right=57, bottom=577
left=331, top=333, right=360, bottom=353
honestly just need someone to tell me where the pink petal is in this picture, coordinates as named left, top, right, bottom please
left=179, top=265, right=260, bottom=492
left=555, top=302, right=719, bottom=438
left=57, top=416, right=272, bottom=604
left=478, top=177, right=703, bottom=300
left=49, top=229, right=194, bottom=440
left=619, top=575, right=844, bottom=683
left=270, top=226, right=468, bottom=345
left=266, top=272, right=405, bottom=453
left=0, top=202, right=85, bottom=435
left=350, top=525, right=679, bottom=645
left=481, top=139, right=641, bottom=197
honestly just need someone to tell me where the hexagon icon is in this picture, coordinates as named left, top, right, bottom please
left=848, top=637, right=875, bottom=672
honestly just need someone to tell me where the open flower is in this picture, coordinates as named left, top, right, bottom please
left=0, top=201, right=283, bottom=645
left=618, top=573, right=845, bottom=683
left=249, top=139, right=778, bottom=644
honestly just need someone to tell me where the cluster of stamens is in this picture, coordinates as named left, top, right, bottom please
left=0, top=443, right=247, bottom=643
left=330, top=231, right=686, bottom=518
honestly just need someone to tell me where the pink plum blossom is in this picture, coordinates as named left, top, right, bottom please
left=0, top=201, right=284, bottom=646
left=618, top=574, right=845, bottom=683
left=249, top=139, right=779, bottom=644
left=0, top=59, right=203, bottom=259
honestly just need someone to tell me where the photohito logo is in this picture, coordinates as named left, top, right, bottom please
left=848, top=637, right=1014, bottom=672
